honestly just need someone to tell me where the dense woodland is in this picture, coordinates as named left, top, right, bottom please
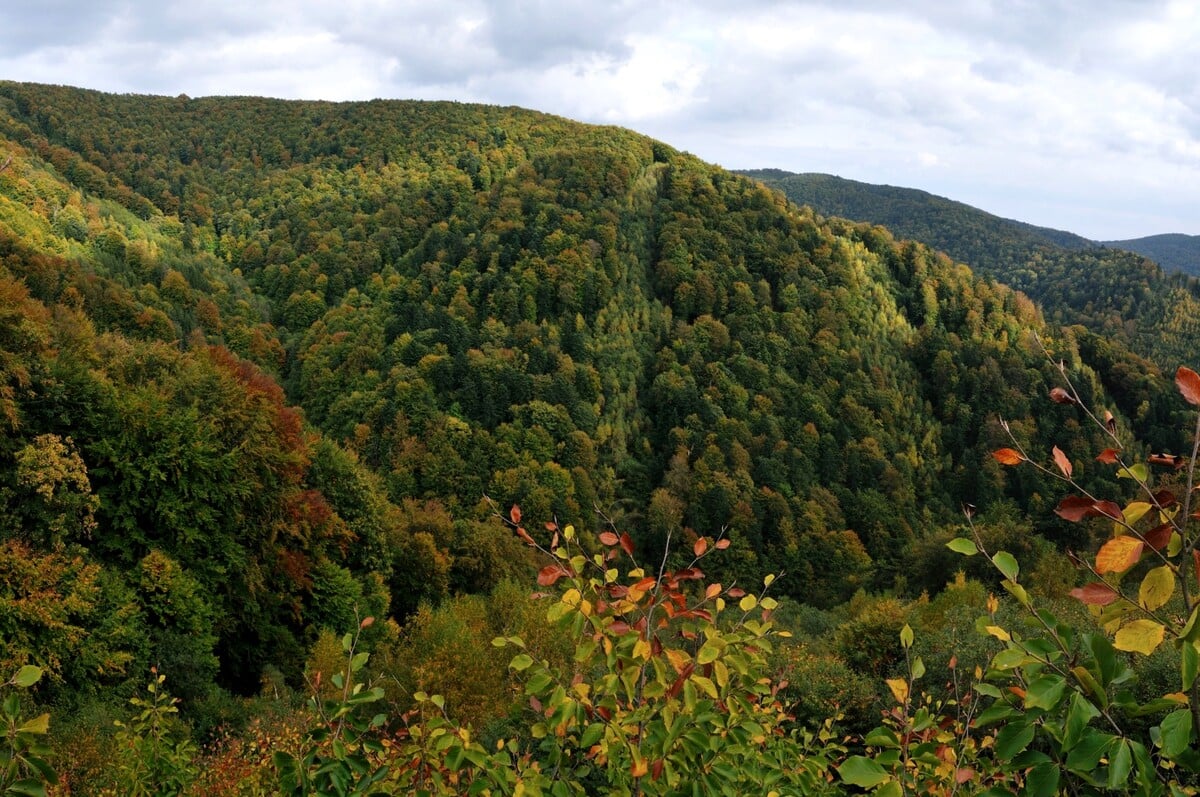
left=1, top=83, right=1199, bottom=793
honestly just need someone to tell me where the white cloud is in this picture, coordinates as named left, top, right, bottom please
left=0, top=0, right=1197, bottom=238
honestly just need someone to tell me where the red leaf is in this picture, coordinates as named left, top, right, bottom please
left=714, top=538, right=731, bottom=550
left=1145, top=523, right=1174, bottom=551
left=619, top=532, right=635, bottom=556
left=608, top=620, right=630, bottom=635
left=1153, top=489, right=1178, bottom=508
left=694, top=537, right=708, bottom=557
left=727, top=587, right=746, bottom=598
left=1052, top=446, right=1072, bottom=478
left=992, top=448, right=1024, bottom=465
left=1055, top=496, right=1124, bottom=523
left=1177, top=366, right=1200, bottom=406
left=510, top=504, right=522, bottom=524
left=1096, top=448, right=1120, bottom=464
left=537, top=564, right=570, bottom=586
left=956, top=768, right=976, bottom=785
left=1054, top=495, right=1097, bottom=522
left=1049, top=387, right=1076, bottom=405
left=1070, top=582, right=1119, bottom=606
left=652, top=759, right=664, bottom=781
left=544, top=521, right=558, bottom=531
left=599, top=531, right=619, bottom=546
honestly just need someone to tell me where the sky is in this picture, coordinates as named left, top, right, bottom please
left=2, top=0, right=1198, bottom=240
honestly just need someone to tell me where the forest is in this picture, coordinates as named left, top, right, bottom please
left=0, top=82, right=1199, bottom=793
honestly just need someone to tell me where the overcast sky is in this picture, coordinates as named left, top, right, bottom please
left=2, top=0, right=1198, bottom=239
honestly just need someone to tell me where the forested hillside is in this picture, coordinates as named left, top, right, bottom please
left=746, top=169, right=1200, bottom=370
left=1103, top=233, right=1200, bottom=277
left=1, top=83, right=1198, bottom=793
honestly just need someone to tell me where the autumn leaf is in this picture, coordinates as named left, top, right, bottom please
left=714, top=538, right=731, bottom=550
left=1145, top=523, right=1174, bottom=552
left=1070, top=582, right=1119, bottom=606
left=1114, top=619, right=1166, bottom=655
left=1104, top=409, right=1116, bottom=434
left=1095, top=536, right=1144, bottom=574
left=992, top=448, right=1024, bottom=465
left=510, top=504, right=522, bottom=524
left=619, top=532, right=635, bottom=556
left=1176, top=366, right=1200, bottom=406
left=1149, top=453, right=1186, bottom=470
left=516, top=527, right=535, bottom=546
left=694, top=537, right=708, bottom=557
left=1139, top=566, right=1175, bottom=612
left=1052, top=446, right=1072, bottom=478
left=1096, top=448, right=1120, bottom=464
left=1049, top=387, right=1076, bottom=405
left=537, top=564, right=571, bottom=586
left=599, top=531, right=619, bottom=546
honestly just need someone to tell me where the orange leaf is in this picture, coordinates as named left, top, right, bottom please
left=1052, top=446, right=1072, bottom=478
left=992, top=448, right=1024, bottom=465
left=1104, top=410, right=1116, bottom=434
left=619, top=532, right=635, bottom=556
left=694, top=537, right=708, bottom=557
left=1096, top=448, right=1120, bottom=465
left=1149, top=453, right=1186, bottom=470
left=714, top=538, right=731, bottom=550
left=956, top=768, right=976, bottom=785
left=1177, top=366, right=1200, bottom=406
left=510, top=504, right=522, bottom=524
left=1049, top=387, right=1076, bottom=405
left=537, top=564, right=570, bottom=586
left=631, top=757, right=648, bottom=778
left=705, top=583, right=722, bottom=599
left=1096, top=536, right=1144, bottom=574
left=599, top=531, right=619, bottom=546
left=1070, top=582, right=1119, bottom=605
left=516, top=527, right=535, bottom=546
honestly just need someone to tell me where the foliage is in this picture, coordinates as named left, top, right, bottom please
left=0, top=665, right=55, bottom=797
left=106, top=671, right=197, bottom=797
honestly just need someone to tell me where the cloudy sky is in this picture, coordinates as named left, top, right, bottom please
left=3, top=0, right=1198, bottom=239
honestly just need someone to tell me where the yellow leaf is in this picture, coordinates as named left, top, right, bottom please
left=1096, top=536, right=1144, bottom=574
left=1114, top=619, right=1166, bottom=655
left=739, top=594, right=757, bottom=612
left=1139, top=565, right=1175, bottom=612
left=665, top=648, right=690, bottom=674
left=886, top=677, right=909, bottom=704
left=985, top=625, right=1011, bottom=642
left=632, top=638, right=651, bottom=661
left=1120, top=502, right=1152, bottom=534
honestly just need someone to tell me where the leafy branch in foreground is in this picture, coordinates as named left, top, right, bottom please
left=944, top=358, right=1200, bottom=792
left=0, top=665, right=55, bottom=797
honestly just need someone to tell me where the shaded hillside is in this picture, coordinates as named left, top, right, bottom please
left=745, top=169, right=1200, bottom=370
left=1103, top=232, right=1200, bottom=277
left=0, top=82, right=1184, bottom=710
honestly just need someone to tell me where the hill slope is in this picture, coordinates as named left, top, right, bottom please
left=744, top=170, right=1200, bottom=369
left=1102, top=233, right=1200, bottom=277
left=0, top=82, right=1181, bottom=706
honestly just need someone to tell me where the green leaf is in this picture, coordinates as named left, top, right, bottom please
left=993, top=551, right=1019, bottom=581
left=994, top=721, right=1035, bottom=760
left=16, top=713, right=50, bottom=735
left=1117, top=463, right=1149, bottom=482
left=1107, top=739, right=1133, bottom=791
left=1025, top=675, right=1067, bottom=711
left=1066, top=730, right=1113, bottom=772
left=1183, top=640, right=1200, bottom=691
left=509, top=653, right=534, bottom=671
left=6, top=781, right=48, bottom=797
left=1025, top=762, right=1060, bottom=797
left=946, top=538, right=978, bottom=556
left=899, top=624, right=914, bottom=649
left=1159, top=709, right=1193, bottom=759
left=1064, top=691, right=1101, bottom=751
left=12, top=666, right=42, bottom=688
left=836, top=756, right=890, bottom=788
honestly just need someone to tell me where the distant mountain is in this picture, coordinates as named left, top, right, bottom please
left=1102, top=233, right=1200, bottom=277
left=743, top=169, right=1200, bottom=370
